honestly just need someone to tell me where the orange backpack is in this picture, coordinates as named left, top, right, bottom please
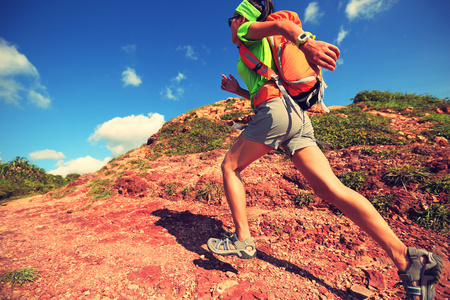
left=238, top=11, right=328, bottom=112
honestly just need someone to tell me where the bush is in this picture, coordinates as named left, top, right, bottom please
left=148, top=118, right=233, bottom=160
left=0, top=267, right=40, bottom=287
left=413, top=204, right=450, bottom=236
left=338, top=170, right=368, bottom=191
left=352, top=90, right=448, bottom=115
left=0, top=157, right=79, bottom=202
left=312, top=106, right=398, bottom=149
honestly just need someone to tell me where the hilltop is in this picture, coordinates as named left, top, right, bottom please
left=1, top=91, right=449, bottom=299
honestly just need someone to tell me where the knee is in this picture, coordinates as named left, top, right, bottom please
left=221, top=158, right=242, bottom=176
left=311, top=179, right=349, bottom=204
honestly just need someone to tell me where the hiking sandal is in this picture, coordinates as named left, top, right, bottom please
left=397, top=247, right=443, bottom=300
left=207, top=233, right=256, bottom=259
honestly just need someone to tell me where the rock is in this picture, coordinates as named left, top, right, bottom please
left=349, top=284, right=374, bottom=299
left=215, top=280, right=239, bottom=294
left=434, top=136, right=448, bottom=145
left=364, top=269, right=386, bottom=291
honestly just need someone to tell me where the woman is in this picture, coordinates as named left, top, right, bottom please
left=207, top=0, right=442, bottom=299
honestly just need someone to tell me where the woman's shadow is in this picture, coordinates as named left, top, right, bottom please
left=151, top=208, right=346, bottom=297
left=152, top=208, right=237, bottom=273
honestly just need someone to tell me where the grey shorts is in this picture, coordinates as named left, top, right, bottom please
left=241, top=97, right=317, bottom=154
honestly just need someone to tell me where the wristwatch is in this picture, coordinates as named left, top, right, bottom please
left=296, top=32, right=313, bottom=47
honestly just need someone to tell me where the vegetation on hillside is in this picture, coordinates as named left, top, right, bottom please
left=147, top=117, right=234, bottom=160
left=2, top=91, right=449, bottom=236
left=311, top=91, right=449, bottom=148
left=353, top=90, right=449, bottom=141
left=0, top=157, right=79, bottom=204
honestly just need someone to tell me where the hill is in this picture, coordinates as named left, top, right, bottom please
left=0, top=91, right=449, bottom=299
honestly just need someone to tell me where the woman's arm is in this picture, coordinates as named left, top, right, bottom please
left=221, top=74, right=250, bottom=99
left=245, top=20, right=340, bottom=71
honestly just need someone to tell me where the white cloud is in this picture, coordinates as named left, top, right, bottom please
left=346, top=0, right=398, bottom=20
left=0, top=38, right=51, bottom=108
left=161, top=73, right=187, bottom=100
left=173, top=72, right=186, bottom=83
left=49, top=156, right=110, bottom=177
left=177, top=45, right=198, bottom=60
left=29, top=149, right=65, bottom=160
left=122, top=44, right=136, bottom=53
left=121, top=67, right=142, bottom=87
left=0, top=39, right=38, bottom=77
left=88, top=113, right=165, bottom=157
left=28, top=90, right=51, bottom=108
left=337, top=58, right=344, bottom=65
left=161, top=86, right=185, bottom=101
left=336, top=26, right=349, bottom=45
left=304, top=2, right=324, bottom=24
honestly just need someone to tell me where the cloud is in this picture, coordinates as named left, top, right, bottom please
left=345, top=0, right=398, bottom=20
left=161, top=73, right=187, bottom=100
left=337, top=58, right=344, bottom=66
left=29, top=149, right=65, bottom=160
left=28, top=90, right=51, bottom=108
left=88, top=113, right=165, bottom=157
left=162, top=86, right=185, bottom=101
left=173, top=72, right=186, bottom=83
left=122, top=44, right=136, bottom=53
left=304, top=2, right=324, bottom=24
left=0, top=38, right=51, bottom=108
left=336, top=26, right=349, bottom=45
left=49, top=156, right=110, bottom=177
left=121, top=67, right=142, bottom=87
left=177, top=45, right=198, bottom=60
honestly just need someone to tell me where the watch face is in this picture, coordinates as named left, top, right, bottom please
left=300, top=33, right=308, bottom=39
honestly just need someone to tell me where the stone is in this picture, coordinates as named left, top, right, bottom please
left=349, top=284, right=374, bottom=299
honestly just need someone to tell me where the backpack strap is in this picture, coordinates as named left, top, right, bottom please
left=238, top=42, right=277, bottom=80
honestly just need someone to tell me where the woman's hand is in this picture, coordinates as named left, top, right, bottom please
left=221, top=74, right=250, bottom=99
left=300, top=39, right=340, bottom=71
left=221, top=74, right=241, bottom=93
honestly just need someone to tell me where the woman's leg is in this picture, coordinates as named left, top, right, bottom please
left=221, top=135, right=272, bottom=241
left=291, top=146, right=410, bottom=271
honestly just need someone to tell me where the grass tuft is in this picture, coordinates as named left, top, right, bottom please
left=0, top=267, right=40, bottom=287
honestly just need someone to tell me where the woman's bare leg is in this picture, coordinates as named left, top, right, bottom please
left=291, top=146, right=410, bottom=271
left=221, top=135, right=272, bottom=241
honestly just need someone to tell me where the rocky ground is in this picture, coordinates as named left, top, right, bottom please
left=1, top=98, right=449, bottom=299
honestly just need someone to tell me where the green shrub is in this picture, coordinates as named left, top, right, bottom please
left=164, top=182, right=179, bottom=199
left=196, top=182, right=223, bottom=203
left=220, top=111, right=247, bottom=120
left=338, top=170, right=368, bottom=191
left=148, top=118, right=233, bottom=160
left=369, top=194, right=394, bottom=216
left=88, top=179, right=112, bottom=201
left=312, top=106, right=398, bottom=149
left=294, top=192, right=315, bottom=208
left=382, top=165, right=429, bottom=189
left=0, top=157, right=79, bottom=202
left=0, top=267, right=39, bottom=287
left=422, top=114, right=450, bottom=140
left=423, top=175, right=450, bottom=195
left=352, top=90, right=448, bottom=115
left=413, top=204, right=450, bottom=236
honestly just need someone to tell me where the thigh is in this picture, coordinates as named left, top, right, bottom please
left=223, top=135, right=272, bottom=173
left=291, top=146, right=343, bottom=197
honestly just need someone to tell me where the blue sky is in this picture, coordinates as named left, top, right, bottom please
left=1, top=0, right=449, bottom=176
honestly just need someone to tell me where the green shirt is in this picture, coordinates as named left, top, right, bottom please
left=237, top=21, right=277, bottom=107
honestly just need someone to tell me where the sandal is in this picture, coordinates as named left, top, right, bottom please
left=207, top=233, right=257, bottom=259
left=397, top=247, right=443, bottom=300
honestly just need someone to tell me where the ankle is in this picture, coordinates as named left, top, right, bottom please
left=394, top=245, right=410, bottom=271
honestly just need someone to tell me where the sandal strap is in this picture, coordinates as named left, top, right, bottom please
left=215, top=237, right=231, bottom=251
